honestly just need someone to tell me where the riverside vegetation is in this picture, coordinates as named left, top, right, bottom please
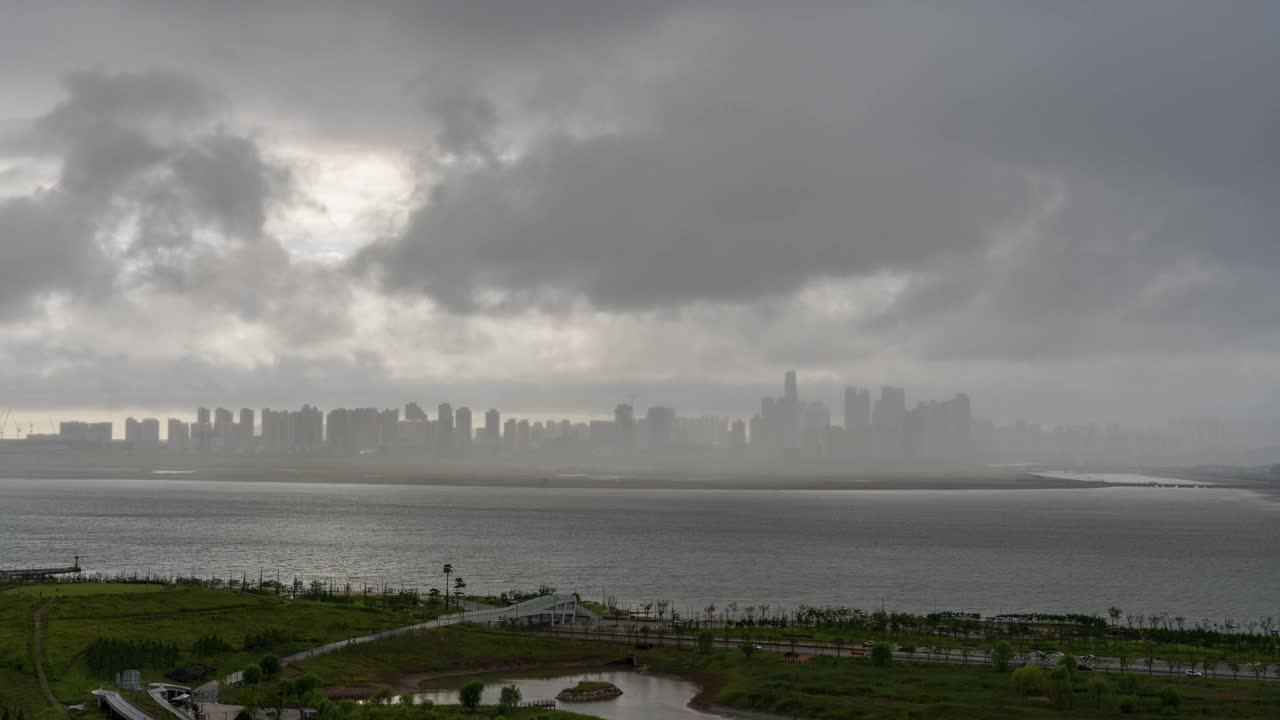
left=3, top=580, right=1279, bottom=719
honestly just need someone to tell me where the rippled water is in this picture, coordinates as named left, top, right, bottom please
left=1, top=477, right=1277, bottom=620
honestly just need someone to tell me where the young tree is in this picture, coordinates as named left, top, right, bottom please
left=698, top=630, right=715, bottom=655
left=459, top=680, right=484, bottom=711
left=1011, top=665, right=1046, bottom=696
left=991, top=640, right=1013, bottom=672
left=259, top=654, right=281, bottom=678
left=871, top=642, right=892, bottom=667
left=833, top=637, right=846, bottom=658
left=498, top=685, right=522, bottom=712
left=1086, top=675, right=1112, bottom=709
left=1108, top=607, right=1122, bottom=627
left=739, top=641, right=756, bottom=660
left=442, top=563, right=453, bottom=609
left=241, top=664, right=262, bottom=685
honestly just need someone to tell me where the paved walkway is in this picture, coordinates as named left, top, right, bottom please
left=196, top=594, right=594, bottom=699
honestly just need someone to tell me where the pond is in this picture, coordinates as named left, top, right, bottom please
left=404, top=668, right=719, bottom=720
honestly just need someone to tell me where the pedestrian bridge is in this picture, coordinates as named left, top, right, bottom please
left=217, top=593, right=597, bottom=687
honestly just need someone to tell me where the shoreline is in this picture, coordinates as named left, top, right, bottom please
left=0, top=467, right=1131, bottom=491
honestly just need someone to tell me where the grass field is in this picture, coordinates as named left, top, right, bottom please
left=641, top=644, right=1280, bottom=719
left=294, top=624, right=632, bottom=687
left=2, top=583, right=167, bottom=597
left=0, top=583, right=445, bottom=716
left=279, top=624, right=1280, bottom=719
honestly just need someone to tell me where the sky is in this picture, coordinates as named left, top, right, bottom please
left=1, top=1, right=1279, bottom=431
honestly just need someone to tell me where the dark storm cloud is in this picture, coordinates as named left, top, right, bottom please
left=2, top=1, right=1279, bottom=423
left=354, top=1, right=1280, bottom=327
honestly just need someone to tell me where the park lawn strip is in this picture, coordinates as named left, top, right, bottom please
left=23, top=585, right=439, bottom=705
left=0, top=593, right=56, bottom=720
left=2, top=583, right=167, bottom=598
left=596, top=621, right=1280, bottom=669
left=637, top=646, right=1280, bottom=720
left=296, top=624, right=633, bottom=687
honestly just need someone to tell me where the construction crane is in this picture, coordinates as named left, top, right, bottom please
left=0, top=408, right=10, bottom=440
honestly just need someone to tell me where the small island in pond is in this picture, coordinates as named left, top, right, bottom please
left=555, top=680, right=624, bottom=702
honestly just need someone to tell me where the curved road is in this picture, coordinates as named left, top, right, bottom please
left=34, top=600, right=65, bottom=715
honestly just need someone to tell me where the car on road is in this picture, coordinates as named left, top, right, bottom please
left=1185, top=669, right=1204, bottom=677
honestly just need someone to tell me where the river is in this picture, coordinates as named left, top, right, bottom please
left=1, top=476, right=1276, bottom=620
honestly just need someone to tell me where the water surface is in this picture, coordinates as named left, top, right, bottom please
left=1, top=477, right=1276, bottom=620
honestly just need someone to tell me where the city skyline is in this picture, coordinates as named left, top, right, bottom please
left=23, top=371, right=1279, bottom=467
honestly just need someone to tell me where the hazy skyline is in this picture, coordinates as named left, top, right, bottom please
left=3, top=2, right=1279, bottom=429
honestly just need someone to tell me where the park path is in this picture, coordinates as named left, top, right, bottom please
left=34, top=599, right=66, bottom=715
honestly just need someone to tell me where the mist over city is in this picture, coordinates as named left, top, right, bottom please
left=2, top=3, right=1279, bottom=719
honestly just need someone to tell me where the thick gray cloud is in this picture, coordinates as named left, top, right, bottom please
left=354, top=2, right=1280, bottom=323
left=1, top=1, right=1279, bottom=427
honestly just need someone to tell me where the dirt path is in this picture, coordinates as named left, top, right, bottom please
left=34, top=600, right=65, bottom=715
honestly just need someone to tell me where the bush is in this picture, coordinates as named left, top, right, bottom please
left=241, top=664, right=262, bottom=685
left=1011, top=665, right=1047, bottom=696
left=1159, top=686, right=1182, bottom=710
left=1117, top=674, right=1138, bottom=694
left=191, top=634, right=232, bottom=657
left=498, top=685, right=522, bottom=712
left=259, top=654, right=281, bottom=678
left=697, top=630, right=715, bottom=655
left=1086, top=674, right=1112, bottom=709
left=991, top=641, right=1012, bottom=672
left=459, top=680, right=484, bottom=711
left=1118, top=695, right=1138, bottom=714
left=871, top=642, right=892, bottom=667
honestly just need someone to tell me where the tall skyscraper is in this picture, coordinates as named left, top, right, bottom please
left=436, top=403, right=453, bottom=453
left=645, top=406, right=675, bottom=451
left=784, top=370, right=798, bottom=404
left=239, top=408, right=255, bottom=450
left=484, top=409, right=500, bottom=444
left=455, top=407, right=472, bottom=449
left=167, top=419, right=190, bottom=450
left=614, top=403, right=635, bottom=451
left=873, top=386, right=907, bottom=459
left=843, top=387, right=871, bottom=429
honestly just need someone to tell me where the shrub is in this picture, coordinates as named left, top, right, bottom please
left=991, top=641, right=1012, bottom=672
left=1159, top=686, right=1182, bottom=710
left=1011, top=665, right=1047, bottom=696
left=259, top=654, right=281, bottom=678
left=1086, top=674, right=1112, bottom=709
left=498, top=685, right=522, bottom=712
left=1117, top=674, right=1138, bottom=694
left=697, top=630, right=715, bottom=655
left=871, top=642, right=892, bottom=667
left=459, top=680, right=484, bottom=711
left=241, top=664, right=262, bottom=685
left=1118, top=695, right=1138, bottom=714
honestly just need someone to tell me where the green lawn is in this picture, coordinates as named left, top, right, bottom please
left=2, top=583, right=167, bottom=598
left=0, top=593, right=50, bottom=720
left=641, top=646, right=1280, bottom=719
left=295, top=624, right=632, bottom=687
left=265, top=624, right=1279, bottom=719
left=0, top=583, right=445, bottom=714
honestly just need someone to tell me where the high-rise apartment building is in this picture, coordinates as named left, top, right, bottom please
left=436, top=403, right=453, bottom=453
left=484, top=409, right=500, bottom=444
left=455, top=407, right=472, bottom=449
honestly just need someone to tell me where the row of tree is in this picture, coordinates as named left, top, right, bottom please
left=84, top=637, right=180, bottom=676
